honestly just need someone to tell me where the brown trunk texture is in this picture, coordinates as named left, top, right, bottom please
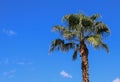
left=80, top=41, right=89, bottom=82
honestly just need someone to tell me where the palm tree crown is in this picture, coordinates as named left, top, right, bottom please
left=50, top=14, right=110, bottom=60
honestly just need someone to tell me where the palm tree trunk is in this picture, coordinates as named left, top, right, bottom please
left=80, top=41, right=89, bottom=82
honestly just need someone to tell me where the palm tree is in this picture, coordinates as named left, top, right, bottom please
left=49, top=13, right=110, bottom=82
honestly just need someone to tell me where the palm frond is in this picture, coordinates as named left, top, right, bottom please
left=49, top=39, right=76, bottom=52
left=72, top=50, right=78, bottom=60
left=53, top=25, right=77, bottom=40
left=95, top=42, right=109, bottom=53
left=85, top=35, right=109, bottom=53
left=85, top=34, right=101, bottom=46
left=49, top=39, right=64, bottom=52
left=72, top=44, right=79, bottom=60
left=81, top=16, right=94, bottom=28
left=81, top=16, right=94, bottom=36
left=95, top=22, right=110, bottom=34
left=63, top=14, right=80, bottom=30
left=52, top=25, right=67, bottom=33
left=101, top=42, right=109, bottom=53
left=63, top=30, right=77, bottom=40
left=63, top=42, right=75, bottom=51
left=63, top=15, right=70, bottom=22
left=90, top=14, right=100, bottom=21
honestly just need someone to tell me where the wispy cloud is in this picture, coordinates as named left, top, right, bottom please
left=113, top=78, right=120, bottom=82
left=16, top=61, right=33, bottom=65
left=2, top=29, right=16, bottom=36
left=3, top=70, right=16, bottom=78
left=0, top=57, right=33, bottom=65
left=60, top=70, right=72, bottom=79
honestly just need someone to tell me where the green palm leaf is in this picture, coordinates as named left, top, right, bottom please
left=50, top=39, right=76, bottom=52
left=95, top=22, right=110, bottom=34
left=85, top=35, right=109, bottom=53
left=90, top=14, right=100, bottom=21
left=72, top=44, right=79, bottom=60
left=49, top=39, right=64, bottom=52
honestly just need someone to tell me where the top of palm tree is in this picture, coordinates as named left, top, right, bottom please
left=50, top=13, right=110, bottom=60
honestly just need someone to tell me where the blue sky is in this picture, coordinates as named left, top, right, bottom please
left=0, top=0, right=120, bottom=82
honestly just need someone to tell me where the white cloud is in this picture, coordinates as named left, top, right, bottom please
left=3, top=70, right=16, bottom=78
left=60, top=70, right=72, bottom=78
left=3, top=29, right=16, bottom=36
left=113, top=78, right=120, bottom=82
